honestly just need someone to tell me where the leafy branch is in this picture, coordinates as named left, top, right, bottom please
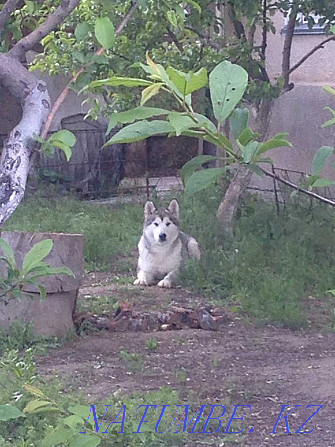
left=84, top=54, right=292, bottom=195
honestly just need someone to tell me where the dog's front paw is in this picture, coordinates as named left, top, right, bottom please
left=158, top=278, right=173, bottom=288
left=134, top=278, right=149, bottom=286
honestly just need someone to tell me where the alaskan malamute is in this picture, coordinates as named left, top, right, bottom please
left=134, top=199, right=201, bottom=288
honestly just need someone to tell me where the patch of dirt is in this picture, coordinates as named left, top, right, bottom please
left=37, top=273, right=335, bottom=446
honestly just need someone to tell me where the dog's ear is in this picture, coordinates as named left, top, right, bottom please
left=144, top=201, right=156, bottom=218
left=167, top=199, right=180, bottom=220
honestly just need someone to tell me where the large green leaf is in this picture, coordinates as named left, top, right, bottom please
left=22, top=239, right=53, bottom=277
left=322, top=117, right=335, bottom=128
left=49, top=130, right=76, bottom=147
left=94, top=17, right=115, bottom=50
left=185, top=168, right=227, bottom=195
left=258, top=134, right=292, bottom=156
left=185, top=68, right=208, bottom=95
left=104, top=120, right=174, bottom=145
left=28, top=265, right=74, bottom=280
left=63, top=415, right=86, bottom=428
left=0, top=404, right=26, bottom=421
left=241, top=141, right=261, bottom=164
left=230, top=108, right=249, bottom=139
left=69, top=405, right=92, bottom=419
left=167, top=10, right=178, bottom=27
left=324, top=85, right=335, bottom=95
left=321, top=106, right=335, bottom=128
left=0, top=238, right=16, bottom=270
left=312, top=178, right=335, bottom=187
left=238, top=128, right=259, bottom=146
left=168, top=113, right=198, bottom=136
left=209, top=61, right=248, bottom=124
left=194, top=113, right=217, bottom=133
left=88, top=77, right=152, bottom=89
left=48, top=138, right=72, bottom=161
left=75, top=22, right=90, bottom=42
left=107, top=106, right=170, bottom=133
left=181, top=155, right=218, bottom=185
left=166, top=67, right=187, bottom=95
left=42, top=427, right=73, bottom=447
left=68, top=434, right=101, bottom=447
left=24, top=400, right=53, bottom=414
left=168, top=112, right=216, bottom=136
left=144, top=53, right=183, bottom=97
left=140, top=83, right=164, bottom=106
left=166, top=67, right=207, bottom=97
left=312, top=146, right=334, bottom=176
left=184, top=0, right=201, bottom=14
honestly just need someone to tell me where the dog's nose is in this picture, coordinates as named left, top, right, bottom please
left=159, top=233, right=167, bottom=241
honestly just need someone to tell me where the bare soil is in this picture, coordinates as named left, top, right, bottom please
left=37, top=272, right=335, bottom=447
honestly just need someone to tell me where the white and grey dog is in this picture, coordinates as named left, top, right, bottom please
left=134, top=199, right=201, bottom=288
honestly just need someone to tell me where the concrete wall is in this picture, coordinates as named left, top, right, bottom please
left=266, top=14, right=335, bottom=84
left=248, top=13, right=335, bottom=196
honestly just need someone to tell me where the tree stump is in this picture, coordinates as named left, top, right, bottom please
left=0, top=231, right=84, bottom=337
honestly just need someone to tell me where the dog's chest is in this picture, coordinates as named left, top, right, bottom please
left=139, top=237, right=182, bottom=275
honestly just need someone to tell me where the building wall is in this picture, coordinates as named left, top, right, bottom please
left=266, top=14, right=335, bottom=84
left=249, top=13, right=335, bottom=195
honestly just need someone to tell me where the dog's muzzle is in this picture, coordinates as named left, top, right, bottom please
left=159, top=233, right=167, bottom=242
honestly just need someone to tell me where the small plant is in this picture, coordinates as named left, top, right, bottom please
left=34, top=129, right=76, bottom=162
left=174, top=368, right=188, bottom=384
left=145, top=337, right=159, bottom=351
left=0, top=238, right=73, bottom=303
left=119, top=349, right=142, bottom=371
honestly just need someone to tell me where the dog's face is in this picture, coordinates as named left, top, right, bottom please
left=143, top=199, right=180, bottom=244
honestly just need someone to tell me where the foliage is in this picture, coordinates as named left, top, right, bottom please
left=145, top=338, right=159, bottom=351
left=88, top=56, right=291, bottom=194
left=0, top=345, right=183, bottom=446
left=34, top=130, right=77, bottom=162
left=308, top=85, right=335, bottom=188
left=22, top=0, right=335, bottom=115
left=5, top=194, right=335, bottom=327
left=0, top=238, right=73, bottom=303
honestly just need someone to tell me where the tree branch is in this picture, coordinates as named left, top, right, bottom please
left=184, top=25, right=221, bottom=50
left=0, top=53, right=50, bottom=225
left=260, top=0, right=267, bottom=61
left=40, top=0, right=139, bottom=138
left=0, top=0, right=21, bottom=32
left=9, top=0, right=81, bottom=60
left=260, top=167, right=335, bottom=207
left=166, top=28, right=183, bottom=53
left=283, top=35, right=335, bottom=79
left=228, top=1, right=246, bottom=40
left=281, top=1, right=298, bottom=88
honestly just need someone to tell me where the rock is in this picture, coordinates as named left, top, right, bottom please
left=198, top=308, right=217, bottom=331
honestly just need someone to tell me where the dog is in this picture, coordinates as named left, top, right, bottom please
left=134, top=199, right=201, bottom=288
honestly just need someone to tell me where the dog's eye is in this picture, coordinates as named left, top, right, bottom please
left=154, top=223, right=159, bottom=227
left=166, top=222, right=171, bottom=227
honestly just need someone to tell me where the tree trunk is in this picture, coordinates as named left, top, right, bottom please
left=0, top=53, right=50, bottom=225
left=217, top=96, right=274, bottom=233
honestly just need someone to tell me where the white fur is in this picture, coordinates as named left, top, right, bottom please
left=134, top=199, right=200, bottom=288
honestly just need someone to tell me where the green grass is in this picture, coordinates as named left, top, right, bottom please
left=3, top=196, right=143, bottom=271
left=4, top=190, right=335, bottom=327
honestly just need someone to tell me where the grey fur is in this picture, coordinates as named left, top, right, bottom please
left=134, top=199, right=201, bottom=288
